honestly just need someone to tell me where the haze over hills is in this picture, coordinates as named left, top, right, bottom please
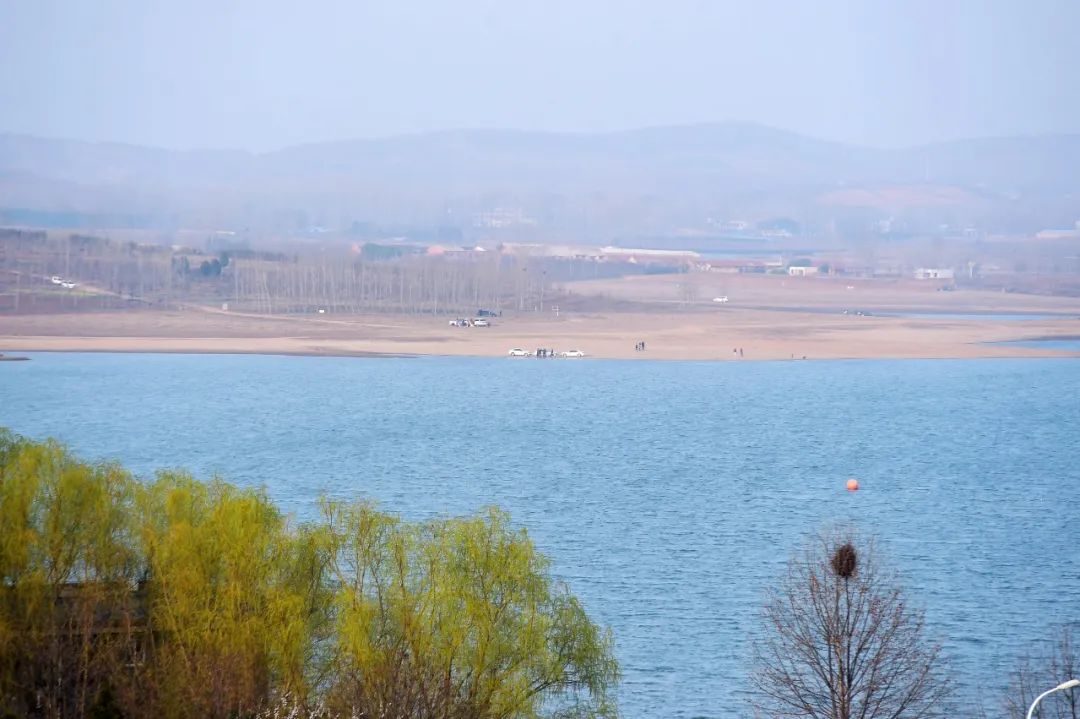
left=2, top=123, right=1079, bottom=240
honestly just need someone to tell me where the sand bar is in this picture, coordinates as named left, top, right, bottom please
left=2, top=303, right=1079, bottom=361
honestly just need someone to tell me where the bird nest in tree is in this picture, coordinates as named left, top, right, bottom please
left=831, top=542, right=858, bottom=578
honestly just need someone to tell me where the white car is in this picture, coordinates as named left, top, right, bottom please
left=50, top=276, right=63, bottom=285
left=61, top=281, right=76, bottom=289
left=472, top=318, right=490, bottom=327
left=712, top=296, right=729, bottom=303
left=560, top=349, right=586, bottom=358
left=508, top=348, right=530, bottom=357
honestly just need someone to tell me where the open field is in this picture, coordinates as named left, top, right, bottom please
left=563, top=272, right=1080, bottom=312
left=2, top=274, right=1080, bottom=361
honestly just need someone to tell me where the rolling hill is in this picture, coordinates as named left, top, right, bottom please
left=1, top=123, right=1078, bottom=237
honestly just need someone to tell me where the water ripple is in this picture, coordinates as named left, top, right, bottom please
left=1, top=354, right=1078, bottom=718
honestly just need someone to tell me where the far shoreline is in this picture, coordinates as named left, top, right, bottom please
left=0, top=346, right=418, bottom=360
left=3, top=343, right=1078, bottom=363
left=2, top=298, right=1079, bottom=363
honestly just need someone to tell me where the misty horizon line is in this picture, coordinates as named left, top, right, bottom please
left=4, top=120, right=1079, bottom=157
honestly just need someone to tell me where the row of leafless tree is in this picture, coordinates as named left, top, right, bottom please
left=227, top=253, right=551, bottom=315
left=1, top=231, right=583, bottom=314
left=1, top=230, right=180, bottom=306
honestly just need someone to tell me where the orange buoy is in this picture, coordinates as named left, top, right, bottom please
left=846, top=478, right=860, bottom=491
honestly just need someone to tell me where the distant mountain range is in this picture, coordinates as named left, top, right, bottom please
left=2, top=123, right=1078, bottom=238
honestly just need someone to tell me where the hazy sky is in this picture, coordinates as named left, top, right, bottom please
left=1, top=0, right=1077, bottom=150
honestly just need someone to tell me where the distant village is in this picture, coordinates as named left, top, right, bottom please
left=3, top=208, right=1080, bottom=316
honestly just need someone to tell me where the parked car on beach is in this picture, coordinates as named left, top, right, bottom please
left=472, top=318, right=490, bottom=327
left=560, top=349, right=586, bottom=358
left=508, top=348, right=530, bottom=357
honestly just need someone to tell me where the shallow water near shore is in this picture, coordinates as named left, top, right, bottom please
left=2, top=353, right=1079, bottom=717
left=994, top=338, right=1080, bottom=351
left=880, top=311, right=1071, bottom=321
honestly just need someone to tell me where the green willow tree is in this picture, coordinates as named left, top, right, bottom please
left=131, top=473, right=328, bottom=718
left=321, top=502, right=619, bottom=719
left=0, top=430, right=141, bottom=718
left=0, top=429, right=618, bottom=719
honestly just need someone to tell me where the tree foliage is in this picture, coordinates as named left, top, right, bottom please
left=0, top=429, right=618, bottom=719
left=321, top=503, right=617, bottom=719
left=751, top=530, right=951, bottom=719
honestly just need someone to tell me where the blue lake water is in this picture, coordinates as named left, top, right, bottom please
left=880, top=312, right=1072, bottom=321
left=2, top=353, right=1079, bottom=717
left=995, top=338, right=1080, bottom=352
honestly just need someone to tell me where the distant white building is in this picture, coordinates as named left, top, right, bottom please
left=914, top=268, right=954, bottom=280
left=761, top=228, right=793, bottom=239
left=788, top=265, right=819, bottom=277
left=1035, top=226, right=1080, bottom=240
left=473, top=208, right=537, bottom=229
left=600, top=246, right=699, bottom=264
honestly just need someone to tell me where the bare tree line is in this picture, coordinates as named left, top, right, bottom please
left=227, top=253, right=559, bottom=315
left=0, top=231, right=579, bottom=315
left=0, top=230, right=178, bottom=307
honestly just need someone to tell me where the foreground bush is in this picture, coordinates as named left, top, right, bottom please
left=0, top=429, right=618, bottom=719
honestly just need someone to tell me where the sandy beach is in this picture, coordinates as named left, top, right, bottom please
left=2, top=302, right=1079, bottom=363
left=3, top=274, right=1079, bottom=361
